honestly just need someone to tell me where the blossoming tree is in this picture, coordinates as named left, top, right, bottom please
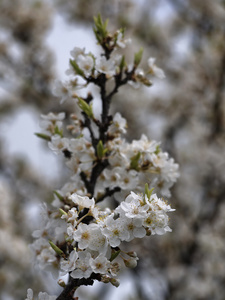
left=26, top=15, right=179, bottom=300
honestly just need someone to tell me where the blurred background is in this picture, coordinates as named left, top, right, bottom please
left=0, top=0, right=225, bottom=299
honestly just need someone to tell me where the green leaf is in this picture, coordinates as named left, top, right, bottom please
left=49, top=241, right=64, bottom=256
left=59, top=208, right=67, bottom=216
left=119, top=55, right=126, bottom=71
left=97, top=140, right=104, bottom=159
left=134, top=47, right=143, bottom=67
left=54, top=126, right=63, bottom=137
left=35, top=133, right=51, bottom=141
left=110, top=249, right=121, bottom=262
left=53, top=190, right=64, bottom=202
left=93, top=14, right=109, bottom=44
left=77, top=97, right=94, bottom=118
left=144, top=183, right=154, bottom=200
left=130, top=152, right=141, bottom=170
left=154, top=145, right=161, bottom=155
left=70, top=59, right=84, bottom=77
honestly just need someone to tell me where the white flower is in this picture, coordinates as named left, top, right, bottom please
left=146, top=193, right=175, bottom=212
left=25, top=289, right=56, bottom=300
left=116, top=31, right=131, bottom=48
left=67, top=137, right=95, bottom=172
left=119, top=192, right=149, bottom=219
left=102, top=167, right=121, bottom=189
left=70, top=47, right=85, bottom=59
left=40, top=112, right=65, bottom=122
left=150, top=152, right=179, bottom=184
left=38, top=292, right=56, bottom=300
left=108, top=112, right=127, bottom=135
left=36, top=247, right=57, bottom=270
left=76, top=54, right=94, bottom=77
left=88, top=226, right=108, bottom=254
left=48, top=135, right=69, bottom=154
left=143, top=211, right=171, bottom=235
left=69, top=193, right=95, bottom=210
left=71, top=250, right=92, bottom=279
left=147, top=57, right=165, bottom=79
left=95, top=56, right=115, bottom=78
left=67, top=207, right=79, bottom=223
left=52, top=79, right=83, bottom=103
left=60, top=250, right=78, bottom=274
left=102, top=214, right=129, bottom=247
left=117, top=169, right=139, bottom=191
left=130, top=134, right=159, bottom=154
left=67, top=223, right=76, bottom=238
left=68, top=136, right=92, bottom=154
left=90, top=254, right=110, bottom=274
left=73, top=223, right=92, bottom=249
left=52, top=80, right=70, bottom=104
left=73, top=223, right=108, bottom=253
left=25, top=288, right=33, bottom=300
left=40, top=112, right=65, bottom=135
left=122, top=218, right=146, bottom=241
left=128, top=68, right=149, bottom=89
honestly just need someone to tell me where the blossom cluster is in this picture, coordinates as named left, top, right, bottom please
left=25, top=288, right=56, bottom=300
left=28, top=15, right=179, bottom=299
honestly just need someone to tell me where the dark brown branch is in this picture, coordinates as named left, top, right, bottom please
left=56, top=274, right=101, bottom=300
left=82, top=112, right=98, bottom=150
left=96, top=186, right=121, bottom=203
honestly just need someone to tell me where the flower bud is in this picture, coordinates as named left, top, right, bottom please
left=58, top=279, right=66, bottom=288
left=101, top=275, right=111, bottom=284
left=110, top=278, right=120, bottom=287
left=146, top=228, right=152, bottom=236
left=124, top=258, right=138, bottom=269
left=126, top=251, right=138, bottom=258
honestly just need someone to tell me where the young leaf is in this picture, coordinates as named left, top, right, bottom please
left=35, top=133, right=51, bottom=141
left=130, top=152, right=141, bottom=170
left=97, top=140, right=104, bottom=159
left=134, top=47, right=143, bottom=67
left=53, top=190, right=64, bottom=202
left=144, top=183, right=154, bottom=200
left=70, top=59, right=84, bottom=77
left=77, top=97, right=94, bottom=118
left=49, top=241, right=64, bottom=256
left=110, top=249, right=121, bottom=262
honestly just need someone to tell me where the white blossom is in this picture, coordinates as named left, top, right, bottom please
left=119, top=192, right=149, bottom=219
left=60, top=250, right=78, bottom=274
left=102, top=214, right=129, bottom=247
left=25, top=289, right=56, bottom=300
left=76, top=54, right=94, bottom=77
left=122, top=217, right=146, bottom=241
left=108, top=112, right=127, bottom=135
left=48, top=135, right=69, bottom=154
left=95, top=56, right=115, bottom=78
left=115, top=31, right=131, bottom=48
left=40, top=112, right=65, bottom=135
left=69, top=193, right=95, bottom=210
left=67, top=207, right=79, bottom=223
left=90, top=254, right=110, bottom=274
left=29, top=23, right=178, bottom=296
left=71, top=250, right=92, bottom=279
left=70, top=47, right=85, bottom=59
left=147, top=57, right=165, bottom=79
left=146, top=193, right=175, bottom=212
left=52, top=80, right=72, bottom=104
